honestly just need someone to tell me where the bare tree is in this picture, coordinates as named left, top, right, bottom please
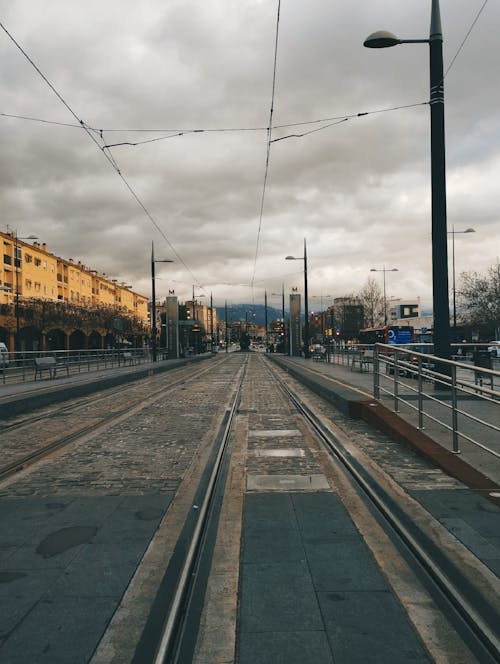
left=358, top=278, right=384, bottom=327
left=458, top=263, right=500, bottom=339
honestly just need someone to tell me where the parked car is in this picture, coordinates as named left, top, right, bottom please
left=488, top=341, right=500, bottom=358
left=0, top=342, right=9, bottom=369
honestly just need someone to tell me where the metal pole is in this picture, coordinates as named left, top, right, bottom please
left=383, top=266, right=387, bottom=325
left=304, top=238, right=310, bottom=358
left=151, top=242, right=157, bottom=362
left=210, top=292, right=214, bottom=353
left=452, top=226, right=457, bottom=330
left=264, top=290, right=268, bottom=347
left=14, top=233, right=20, bottom=353
left=429, top=0, right=451, bottom=363
left=282, top=283, right=286, bottom=353
left=225, top=300, right=228, bottom=353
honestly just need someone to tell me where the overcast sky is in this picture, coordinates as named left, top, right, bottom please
left=1, top=0, right=498, bottom=312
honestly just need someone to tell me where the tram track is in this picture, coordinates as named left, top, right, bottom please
left=0, top=357, right=226, bottom=484
left=130, top=354, right=248, bottom=664
left=266, top=357, right=500, bottom=662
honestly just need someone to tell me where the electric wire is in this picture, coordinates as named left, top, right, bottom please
left=444, top=0, right=488, bottom=79
left=250, top=0, right=281, bottom=291
left=1, top=101, right=429, bottom=143
left=0, top=21, right=201, bottom=288
left=0, top=2, right=490, bottom=295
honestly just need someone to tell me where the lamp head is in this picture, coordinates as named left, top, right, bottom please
left=364, top=31, right=400, bottom=48
left=285, top=256, right=296, bottom=260
left=464, top=228, right=475, bottom=233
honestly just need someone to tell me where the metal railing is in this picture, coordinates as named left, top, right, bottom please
left=372, top=344, right=499, bottom=462
left=0, top=347, right=155, bottom=385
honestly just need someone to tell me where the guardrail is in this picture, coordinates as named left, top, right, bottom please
left=0, top=348, right=156, bottom=385
left=372, top=344, right=499, bottom=462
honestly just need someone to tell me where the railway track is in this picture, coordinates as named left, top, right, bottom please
left=265, top=358, right=500, bottom=663
left=0, top=357, right=225, bottom=484
left=1, top=352, right=498, bottom=662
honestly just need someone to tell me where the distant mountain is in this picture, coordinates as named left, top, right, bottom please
left=216, top=304, right=284, bottom=325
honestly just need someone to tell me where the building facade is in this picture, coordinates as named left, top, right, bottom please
left=1, top=230, right=149, bottom=352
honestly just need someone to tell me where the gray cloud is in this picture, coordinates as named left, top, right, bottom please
left=1, top=0, right=498, bottom=311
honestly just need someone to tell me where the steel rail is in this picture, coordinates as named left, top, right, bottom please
left=152, top=357, right=247, bottom=664
left=268, top=360, right=500, bottom=662
left=0, top=359, right=225, bottom=483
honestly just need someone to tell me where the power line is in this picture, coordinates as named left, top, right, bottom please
left=0, top=21, right=201, bottom=288
left=250, top=0, right=281, bottom=290
left=1, top=100, right=429, bottom=142
left=444, top=0, right=489, bottom=79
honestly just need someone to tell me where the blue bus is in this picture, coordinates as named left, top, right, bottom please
left=358, top=325, right=415, bottom=346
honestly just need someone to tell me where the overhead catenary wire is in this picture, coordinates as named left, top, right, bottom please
left=1, top=101, right=429, bottom=143
left=0, top=2, right=490, bottom=296
left=0, top=21, right=202, bottom=289
left=443, top=0, right=488, bottom=79
left=250, top=0, right=281, bottom=291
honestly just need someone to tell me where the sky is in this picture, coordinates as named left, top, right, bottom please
left=1, top=0, right=498, bottom=314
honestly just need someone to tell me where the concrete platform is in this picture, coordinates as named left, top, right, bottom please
left=270, top=355, right=500, bottom=503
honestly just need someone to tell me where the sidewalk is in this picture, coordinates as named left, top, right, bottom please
left=270, top=355, right=500, bottom=494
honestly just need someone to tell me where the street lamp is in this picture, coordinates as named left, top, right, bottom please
left=448, top=226, right=475, bottom=330
left=365, top=0, right=451, bottom=362
left=151, top=241, right=173, bottom=362
left=286, top=238, right=309, bottom=358
left=13, top=232, right=38, bottom=353
left=370, top=267, right=398, bottom=325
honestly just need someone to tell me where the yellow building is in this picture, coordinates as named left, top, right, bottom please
left=1, top=230, right=149, bottom=351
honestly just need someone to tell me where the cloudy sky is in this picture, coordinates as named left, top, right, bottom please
left=1, top=0, right=498, bottom=312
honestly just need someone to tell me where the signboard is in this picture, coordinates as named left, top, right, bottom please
left=289, top=293, right=302, bottom=356
left=166, top=296, right=179, bottom=358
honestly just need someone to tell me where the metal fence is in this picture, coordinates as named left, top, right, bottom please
left=371, top=344, right=499, bottom=462
left=0, top=347, right=154, bottom=384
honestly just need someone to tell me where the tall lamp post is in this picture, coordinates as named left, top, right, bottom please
left=370, top=267, right=398, bottom=325
left=364, top=0, right=451, bottom=362
left=13, top=232, right=38, bottom=353
left=286, top=238, right=309, bottom=358
left=448, top=226, right=475, bottom=330
left=151, top=242, right=173, bottom=362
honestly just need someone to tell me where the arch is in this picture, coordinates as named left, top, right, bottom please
left=88, top=331, right=102, bottom=350
left=18, top=326, right=42, bottom=352
left=69, top=329, right=86, bottom=351
left=46, top=329, right=67, bottom=351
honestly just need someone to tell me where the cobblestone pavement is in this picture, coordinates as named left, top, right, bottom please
left=0, top=354, right=245, bottom=663
left=0, top=359, right=222, bottom=472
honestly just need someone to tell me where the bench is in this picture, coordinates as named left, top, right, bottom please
left=311, top=351, right=326, bottom=362
left=34, top=356, right=70, bottom=380
left=351, top=350, right=374, bottom=372
left=121, top=351, right=135, bottom=366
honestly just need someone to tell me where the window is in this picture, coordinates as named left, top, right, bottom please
left=25, top=254, right=32, bottom=264
left=25, top=279, right=32, bottom=289
left=3, top=254, right=12, bottom=265
left=34, top=258, right=41, bottom=267
left=42, top=260, right=47, bottom=269
left=50, top=264, right=55, bottom=272
left=34, top=282, right=41, bottom=292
